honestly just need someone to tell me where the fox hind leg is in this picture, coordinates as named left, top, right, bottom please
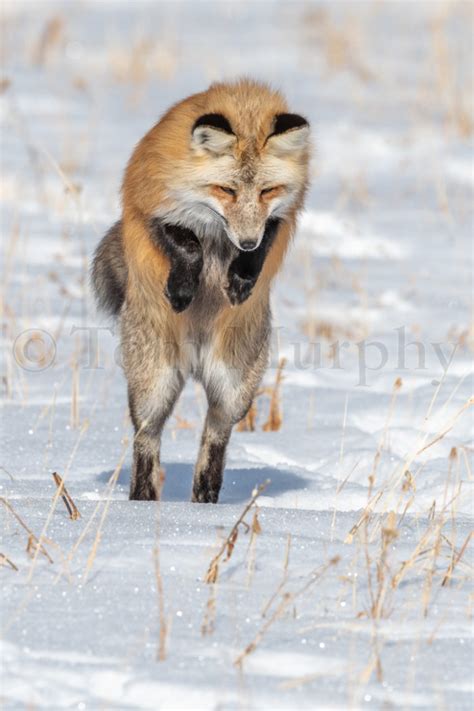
left=129, top=368, right=184, bottom=501
left=192, top=405, right=234, bottom=503
left=192, top=339, right=269, bottom=503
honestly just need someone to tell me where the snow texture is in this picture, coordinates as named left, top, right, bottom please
left=1, top=1, right=473, bottom=709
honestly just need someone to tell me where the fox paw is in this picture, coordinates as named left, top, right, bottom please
left=165, top=285, right=195, bottom=312
left=165, top=272, right=198, bottom=313
left=226, top=272, right=254, bottom=306
left=129, top=484, right=158, bottom=501
left=191, top=483, right=219, bottom=504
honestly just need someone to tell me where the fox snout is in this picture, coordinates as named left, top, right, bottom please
left=225, top=224, right=265, bottom=252
left=239, top=239, right=259, bottom=251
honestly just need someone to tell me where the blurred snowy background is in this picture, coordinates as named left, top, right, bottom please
left=1, top=1, right=473, bottom=709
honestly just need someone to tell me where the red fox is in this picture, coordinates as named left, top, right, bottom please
left=92, top=79, right=310, bottom=503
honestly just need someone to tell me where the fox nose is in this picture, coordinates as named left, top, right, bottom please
left=240, top=239, right=258, bottom=251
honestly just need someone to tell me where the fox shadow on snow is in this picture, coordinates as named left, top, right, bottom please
left=97, top=462, right=307, bottom=504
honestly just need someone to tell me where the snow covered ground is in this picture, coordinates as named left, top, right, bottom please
left=1, top=1, right=473, bottom=709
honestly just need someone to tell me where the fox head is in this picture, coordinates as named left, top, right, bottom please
left=144, top=80, right=310, bottom=252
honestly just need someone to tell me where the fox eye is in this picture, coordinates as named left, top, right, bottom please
left=260, top=186, right=278, bottom=196
left=217, top=186, right=236, bottom=196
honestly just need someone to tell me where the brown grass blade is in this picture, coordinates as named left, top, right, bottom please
left=0, top=497, right=53, bottom=564
left=52, top=472, right=81, bottom=520
left=203, top=480, right=270, bottom=584
left=441, top=531, right=472, bottom=586
left=262, top=358, right=287, bottom=432
left=0, top=552, right=18, bottom=571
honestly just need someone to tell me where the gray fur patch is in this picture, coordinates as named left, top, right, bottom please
left=91, top=221, right=127, bottom=316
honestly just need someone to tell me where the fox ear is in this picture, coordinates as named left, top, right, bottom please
left=266, top=113, right=310, bottom=155
left=191, top=113, right=236, bottom=156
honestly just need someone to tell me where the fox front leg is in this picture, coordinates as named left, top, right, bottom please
left=226, top=218, right=280, bottom=306
left=150, top=220, right=203, bottom=312
left=128, top=370, right=184, bottom=500
left=192, top=318, right=270, bottom=503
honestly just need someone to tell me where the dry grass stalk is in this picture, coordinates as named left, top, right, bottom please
left=428, top=500, right=436, bottom=521
left=359, top=642, right=384, bottom=686
left=431, top=10, right=473, bottom=137
left=152, top=466, right=168, bottom=657
left=422, top=518, right=444, bottom=617
left=1, top=220, right=20, bottom=310
left=356, top=504, right=401, bottom=682
left=173, top=415, right=194, bottom=430
left=234, top=555, right=340, bottom=667
left=33, top=16, right=64, bottom=66
left=236, top=400, right=257, bottom=432
left=32, top=376, right=63, bottom=432
left=70, top=362, right=80, bottom=428
left=0, top=465, right=14, bottom=481
left=302, top=9, right=374, bottom=82
left=361, top=522, right=375, bottom=617
left=0, top=552, right=18, bottom=571
left=278, top=671, right=328, bottom=690
left=460, top=446, right=472, bottom=480
left=447, top=325, right=474, bottom=353
left=245, top=508, right=262, bottom=587
left=0, top=497, right=53, bottom=564
left=339, top=394, right=349, bottom=466
left=201, top=584, right=218, bottom=637
left=52, top=472, right=81, bottom=520
left=388, top=474, right=466, bottom=606
left=441, top=531, right=472, bottom=587
left=359, top=511, right=380, bottom=688
left=345, top=379, right=403, bottom=544
left=27, top=421, right=89, bottom=582
left=416, top=397, right=473, bottom=456
left=331, top=460, right=359, bottom=542
left=262, top=358, right=287, bottom=432
left=414, top=449, right=464, bottom=605
left=345, top=490, right=384, bottom=545
left=201, top=484, right=267, bottom=635
left=35, top=143, right=92, bottom=238
left=347, top=387, right=471, bottom=547
left=42, top=388, right=59, bottom=473
left=153, top=546, right=169, bottom=660
left=26, top=535, right=37, bottom=558
left=55, top=439, right=128, bottom=583
left=391, top=520, right=437, bottom=591
left=83, top=444, right=128, bottom=583
left=370, top=377, right=402, bottom=483
left=158, top=467, right=166, bottom=500
left=443, top=447, right=459, bottom=577
left=371, top=512, right=398, bottom=620
left=204, top=480, right=270, bottom=584
left=262, top=534, right=291, bottom=618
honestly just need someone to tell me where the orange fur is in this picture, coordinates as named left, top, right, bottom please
left=121, top=78, right=309, bottom=341
left=103, top=79, right=310, bottom=502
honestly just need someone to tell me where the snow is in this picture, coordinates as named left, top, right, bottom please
left=1, top=1, right=473, bottom=709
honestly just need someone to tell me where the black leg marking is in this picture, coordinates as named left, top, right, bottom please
left=192, top=441, right=229, bottom=504
left=129, top=445, right=157, bottom=501
left=226, top=218, right=280, bottom=305
left=192, top=406, right=234, bottom=504
left=149, top=219, right=203, bottom=313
